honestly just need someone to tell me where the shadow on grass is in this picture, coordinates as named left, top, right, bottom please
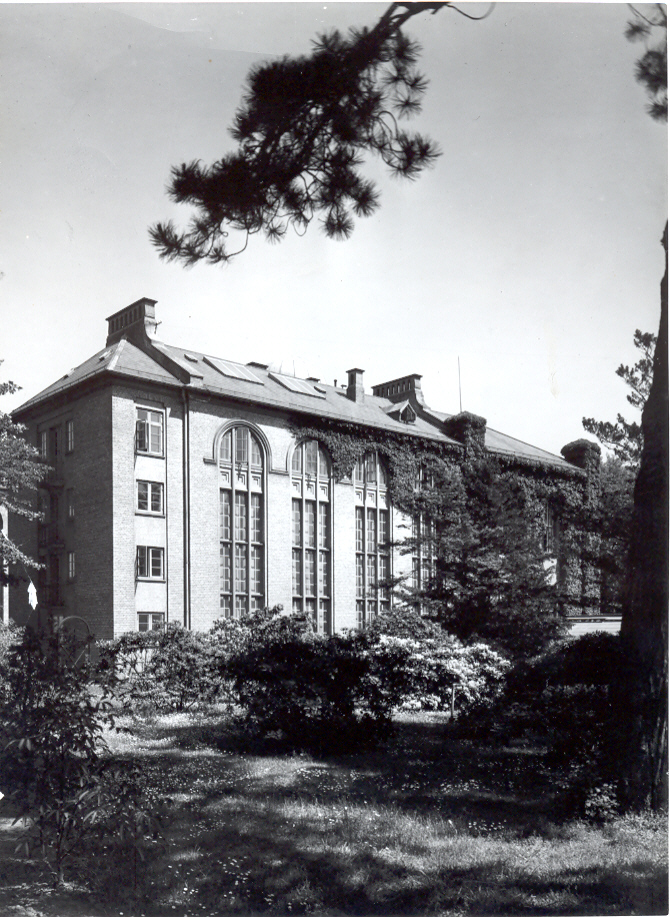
left=2, top=714, right=665, bottom=916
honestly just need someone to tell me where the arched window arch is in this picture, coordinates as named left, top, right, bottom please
left=291, top=440, right=332, bottom=634
left=354, top=452, right=391, bottom=628
left=218, top=425, right=265, bottom=618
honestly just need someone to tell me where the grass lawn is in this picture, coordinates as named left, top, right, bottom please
left=0, top=710, right=666, bottom=917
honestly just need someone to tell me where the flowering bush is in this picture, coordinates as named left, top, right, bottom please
left=367, top=610, right=510, bottom=713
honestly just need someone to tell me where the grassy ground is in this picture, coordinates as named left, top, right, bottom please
left=0, top=710, right=666, bottom=917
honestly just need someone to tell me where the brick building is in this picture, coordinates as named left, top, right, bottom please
left=8, top=298, right=599, bottom=639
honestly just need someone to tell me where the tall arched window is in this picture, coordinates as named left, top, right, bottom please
left=291, top=440, right=332, bottom=634
left=219, top=426, right=265, bottom=618
left=354, top=452, right=391, bottom=628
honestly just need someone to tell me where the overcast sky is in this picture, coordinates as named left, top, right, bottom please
left=1, top=2, right=666, bottom=456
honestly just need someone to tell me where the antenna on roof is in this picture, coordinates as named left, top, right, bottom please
left=458, top=357, right=462, bottom=413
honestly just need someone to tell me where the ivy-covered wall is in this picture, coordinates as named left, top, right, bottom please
left=290, top=414, right=601, bottom=619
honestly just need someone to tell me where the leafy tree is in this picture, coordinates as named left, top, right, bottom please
left=582, top=329, right=656, bottom=467
left=0, top=372, right=44, bottom=585
left=396, top=456, right=566, bottom=661
left=150, top=1, right=492, bottom=266
left=625, top=3, right=667, bottom=122
left=581, top=329, right=655, bottom=614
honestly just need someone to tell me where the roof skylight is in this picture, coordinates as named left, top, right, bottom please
left=203, top=356, right=264, bottom=384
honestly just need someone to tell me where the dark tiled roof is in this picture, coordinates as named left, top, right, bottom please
left=13, top=335, right=575, bottom=470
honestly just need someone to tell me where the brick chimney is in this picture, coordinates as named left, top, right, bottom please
left=346, top=368, right=365, bottom=403
left=443, top=411, right=487, bottom=455
left=561, top=439, right=601, bottom=505
left=106, top=298, right=159, bottom=347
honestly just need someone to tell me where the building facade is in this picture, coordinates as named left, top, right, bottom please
left=8, top=298, right=599, bottom=639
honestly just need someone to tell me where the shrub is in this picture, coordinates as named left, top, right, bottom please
left=224, top=609, right=409, bottom=754
left=456, top=632, right=623, bottom=817
left=100, top=622, right=221, bottom=714
left=0, top=628, right=164, bottom=884
left=367, top=610, right=510, bottom=714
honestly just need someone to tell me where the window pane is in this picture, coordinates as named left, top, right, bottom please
left=292, top=549, right=302, bottom=596
left=150, top=613, right=164, bottom=631
left=292, top=500, right=302, bottom=547
left=250, top=546, right=263, bottom=595
left=151, top=484, right=162, bottom=513
left=318, top=445, right=329, bottom=478
left=220, top=431, right=232, bottom=463
left=354, top=459, right=364, bottom=484
left=305, top=501, right=316, bottom=548
left=292, top=597, right=302, bottom=614
left=355, top=508, right=364, bottom=552
left=305, top=550, right=316, bottom=597
left=220, top=544, right=232, bottom=593
left=137, top=482, right=149, bottom=511
left=250, top=494, right=263, bottom=543
left=356, top=555, right=364, bottom=598
left=379, top=511, right=389, bottom=547
left=305, top=440, right=318, bottom=476
left=151, top=549, right=163, bottom=578
left=367, top=509, right=376, bottom=552
left=235, top=595, right=248, bottom=617
left=318, top=599, right=330, bottom=635
left=235, top=544, right=247, bottom=592
left=138, top=614, right=149, bottom=632
left=318, top=503, right=329, bottom=549
left=292, top=446, right=302, bottom=474
left=367, top=554, right=376, bottom=589
left=220, top=595, right=232, bottom=619
left=235, top=493, right=247, bottom=542
left=235, top=428, right=248, bottom=464
left=251, top=435, right=262, bottom=468
left=365, top=452, right=376, bottom=484
left=137, top=547, right=148, bottom=578
left=150, top=420, right=162, bottom=453
left=220, top=490, right=231, bottom=540
left=319, top=551, right=330, bottom=596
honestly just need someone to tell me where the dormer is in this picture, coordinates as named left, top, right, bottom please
left=384, top=400, right=417, bottom=424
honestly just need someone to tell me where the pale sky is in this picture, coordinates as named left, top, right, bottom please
left=1, top=2, right=666, bottom=456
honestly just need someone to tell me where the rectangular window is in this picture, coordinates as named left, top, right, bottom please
left=234, top=493, right=247, bottom=542
left=136, top=408, right=164, bottom=456
left=355, top=507, right=364, bottom=552
left=137, top=546, right=164, bottom=580
left=65, top=419, right=74, bottom=453
left=220, top=491, right=231, bottom=541
left=250, top=546, right=263, bottom=595
left=137, top=481, right=164, bottom=514
left=138, top=613, right=165, bottom=632
left=220, top=544, right=232, bottom=593
left=305, top=550, right=316, bottom=597
left=235, top=429, right=248, bottom=464
left=318, top=503, right=329, bottom=549
left=292, top=500, right=302, bottom=547
left=66, top=489, right=75, bottom=520
left=67, top=551, right=75, bottom=581
left=305, top=501, right=316, bottom=548
left=292, top=549, right=302, bottom=596
left=250, top=494, right=263, bottom=543
left=367, top=509, right=376, bottom=552
left=305, top=441, right=318, bottom=476
left=234, top=544, right=247, bottom=593
left=39, top=431, right=48, bottom=459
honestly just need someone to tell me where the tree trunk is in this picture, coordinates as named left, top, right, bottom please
left=617, top=223, right=668, bottom=811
